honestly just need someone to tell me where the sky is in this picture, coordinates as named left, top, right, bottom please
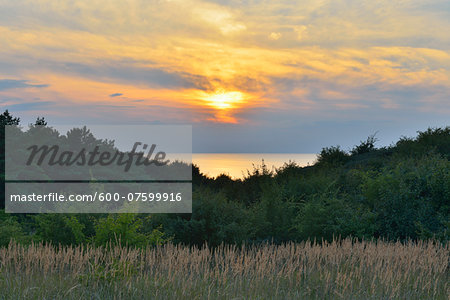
left=0, top=0, right=449, bottom=153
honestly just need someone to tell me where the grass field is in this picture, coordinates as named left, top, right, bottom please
left=0, top=239, right=448, bottom=299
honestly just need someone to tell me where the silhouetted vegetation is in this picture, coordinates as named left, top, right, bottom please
left=1, top=110, right=449, bottom=247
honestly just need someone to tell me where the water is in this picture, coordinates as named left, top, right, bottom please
left=192, top=153, right=317, bottom=179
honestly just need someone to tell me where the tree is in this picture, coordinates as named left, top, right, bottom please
left=351, top=133, right=377, bottom=155
left=93, top=214, right=168, bottom=247
left=0, top=110, right=20, bottom=126
left=317, top=146, right=349, bottom=166
left=1, top=110, right=21, bottom=209
left=33, top=214, right=86, bottom=245
left=0, top=209, right=30, bottom=246
left=34, top=117, right=47, bottom=126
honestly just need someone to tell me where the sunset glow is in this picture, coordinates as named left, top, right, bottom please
left=202, top=91, right=245, bottom=110
left=0, top=0, right=449, bottom=151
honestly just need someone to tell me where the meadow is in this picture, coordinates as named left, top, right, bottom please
left=0, top=239, right=448, bottom=299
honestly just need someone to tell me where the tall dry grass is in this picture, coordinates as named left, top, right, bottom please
left=0, top=238, right=448, bottom=299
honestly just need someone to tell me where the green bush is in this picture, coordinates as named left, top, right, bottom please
left=157, top=188, right=249, bottom=246
left=317, top=146, right=350, bottom=167
left=93, top=214, right=168, bottom=247
left=294, top=193, right=376, bottom=241
left=33, top=214, right=86, bottom=245
left=0, top=210, right=30, bottom=246
left=248, top=182, right=296, bottom=242
left=362, top=154, right=449, bottom=240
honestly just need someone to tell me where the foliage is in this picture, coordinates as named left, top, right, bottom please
left=0, top=110, right=20, bottom=126
left=295, top=193, right=376, bottom=240
left=0, top=110, right=449, bottom=246
left=351, top=133, right=377, bottom=155
left=317, top=145, right=350, bottom=166
left=0, top=210, right=30, bottom=247
left=33, top=214, right=86, bottom=245
left=155, top=188, right=249, bottom=246
left=93, top=214, right=168, bottom=247
left=248, top=182, right=296, bottom=242
left=362, top=153, right=449, bottom=240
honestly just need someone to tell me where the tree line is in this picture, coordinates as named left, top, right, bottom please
left=1, top=110, right=449, bottom=247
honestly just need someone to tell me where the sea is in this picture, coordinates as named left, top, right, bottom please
left=192, top=153, right=317, bottom=179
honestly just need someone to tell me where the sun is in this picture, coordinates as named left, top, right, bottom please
left=195, top=89, right=250, bottom=123
left=202, top=91, right=244, bottom=110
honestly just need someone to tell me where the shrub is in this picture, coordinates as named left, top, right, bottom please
left=294, top=193, right=376, bottom=241
left=33, top=214, right=86, bottom=245
left=351, top=134, right=377, bottom=155
left=317, top=146, right=349, bottom=166
left=158, top=188, right=249, bottom=246
left=93, top=214, right=168, bottom=247
left=362, top=154, right=449, bottom=240
left=0, top=210, right=30, bottom=246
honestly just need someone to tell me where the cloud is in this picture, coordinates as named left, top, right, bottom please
left=109, top=93, right=123, bottom=97
left=0, top=0, right=449, bottom=151
left=5, top=101, right=54, bottom=111
left=0, top=79, right=48, bottom=91
left=59, top=62, right=211, bottom=90
left=294, top=26, right=308, bottom=40
left=268, top=32, right=282, bottom=40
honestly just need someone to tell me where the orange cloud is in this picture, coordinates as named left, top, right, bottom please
left=0, top=0, right=449, bottom=123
